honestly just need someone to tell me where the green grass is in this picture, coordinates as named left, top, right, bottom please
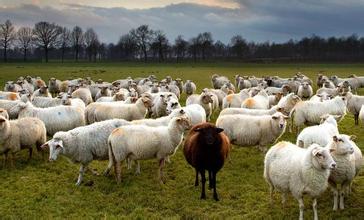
left=0, top=62, right=364, bottom=219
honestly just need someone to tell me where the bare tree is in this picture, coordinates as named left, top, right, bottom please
left=188, top=37, right=200, bottom=62
left=71, top=26, right=83, bottom=62
left=230, top=35, right=249, bottom=59
left=33, top=21, right=61, bottom=63
left=17, top=27, right=33, bottom=61
left=151, top=30, right=169, bottom=62
left=0, top=20, right=16, bottom=62
left=84, top=28, right=99, bottom=62
left=130, top=25, right=153, bottom=62
left=174, top=35, right=188, bottom=62
left=117, top=33, right=138, bottom=60
left=198, top=32, right=214, bottom=60
left=58, top=27, right=71, bottom=63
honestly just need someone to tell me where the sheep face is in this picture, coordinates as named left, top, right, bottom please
left=41, top=138, right=64, bottom=161
left=331, top=135, right=354, bottom=155
left=58, top=93, right=72, bottom=105
left=272, top=112, right=289, bottom=130
left=194, top=126, right=224, bottom=145
left=311, top=144, right=336, bottom=170
left=175, top=116, right=192, bottom=131
left=166, top=100, right=181, bottom=115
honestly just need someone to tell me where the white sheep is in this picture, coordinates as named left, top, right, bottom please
left=264, top=142, right=336, bottom=220
left=165, top=96, right=181, bottom=115
left=268, top=93, right=283, bottom=107
left=296, top=114, right=339, bottom=148
left=316, top=87, right=339, bottom=97
left=151, top=94, right=168, bottom=118
left=0, top=100, right=24, bottom=119
left=105, top=116, right=191, bottom=183
left=211, top=74, right=230, bottom=89
left=92, top=97, right=153, bottom=122
left=95, top=86, right=112, bottom=101
left=297, top=82, right=313, bottom=99
left=71, top=87, right=93, bottom=105
left=241, top=89, right=269, bottom=109
left=31, top=96, right=62, bottom=108
left=41, top=119, right=131, bottom=185
left=219, top=105, right=282, bottom=116
left=132, top=108, right=187, bottom=127
left=343, top=92, right=364, bottom=125
left=186, top=92, right=213, bottom=121
left=216, top=112, right=288, bottom=152
left=32, top=86, right=52, bottom=98
left=222, top=90, right=249, bottom=109
left=0, top=116, right=46, bottom=166
left=96, top=91, right=125, bottom=102
left=291, top=96, right=347, bottom=133
left=0, top=91, right=20, bottom=101
left=310, top=92, right=332, bottom=102
left=48, top=78, right=62, bottom=96
left=168, top=104, right=206, bottom=126
left=14, top=102, right=85, bottom=136
left=183, top=80, right=196, bottom=96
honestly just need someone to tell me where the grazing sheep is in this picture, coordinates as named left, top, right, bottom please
left=211, top=74, right=230, bottom=89
left=14, top=102, right=85, bottom=136
left=241, top=90, right=269, bottom=109
left=183, top=80, right=197, bottom=96
left=41, top=119, right=131, bottom=185
left=326, top=135, right=357, bottom=211
left=222, top=90, right=249, bottom=109
left=0, top=91, right=20, bottom=101
left=186, top=92, right=213, bottom=121
left=219, top=105, right=282, bottom=116
left=0, top=108, right=9, bottom=119
left=0, top=116, right=46, bottom=166
left=216, top=112, right=288, bottom=152
left=297, top=82, right=313, bottom=99
left=264, top=142, right=336, bottom=220
left=183, top=123, right=230, bottom=201
left=343, top=92, right=364, bottom=125
left=48, top=78, right=62, bottom=96
left=92, top=97, right=153, bottom=122
left=32, top=86, right=52, bottom=98
left=296, top=114, right=339, bottom=148
left=291, top=96, right=347, bottom=133
left=71, top=87, right=93, bottom=105
left=106, top=116, right=191, bottom=183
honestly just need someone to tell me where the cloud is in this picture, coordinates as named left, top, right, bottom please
left=0, top=1, right=363, bottom=44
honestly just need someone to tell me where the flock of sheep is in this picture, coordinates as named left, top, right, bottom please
left=0, top=72, right=363, bottom=219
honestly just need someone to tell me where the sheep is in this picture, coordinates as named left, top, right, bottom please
left=183, top=123, right=230, bottom=201
left=316, top=74, right=330, bottom=87
left=0, top=108, right=9, bottom=119
left=31, top=96, right=62, bottom=108
left=48, top=78, right=62, bottom=97
left=71, top=87, right=93, bottom=105
left=264, top=142, right=336, bottom=220
left=41, top=119, right=131, bottom=185
left=237, top=77, right=252, bottom=90
left=18, top=78, right=34, bottom=94
left=171, top=78, right=183, bottom=93
left=296, top=114, right=340, bottom=148
left=151, top=94, right=169, bottom=118
left=330, top=76, right=360, bottom=93
left=186, top=92, right=213, bottom=121
left=291, top=96, right=347, bottom=133
left=241, top=89, right=269, bottom=109
left=359, top=105, right=364, bottom=124
left=96, top=91, right=125, bottom=102
left=219, top=105, right=283, bottom=116
left=343, top=92, right=364, bottom=125
left=165, top=84, right=181, bottom=99
left=222, top=90, right=249, bottom=109
left=326, top=135, right=357, bottom=211
left=0, top=91, right=20, bottom=100
left=32, top=86, right=52, bottom=98
left=0, top=116, right=46, bottom=167
left=92, top=97, right=153, bottom=122
left=4, top=81, right=22, bottom=92
left=167, top=104, right=206, bottom=126
left=106, top=116, right=191, bottom=183
left=316, top=87, right=339, bottom=97
left=310, top=92, right=332, bottom=102
left=132, top=108, right=187, bottom=127
left=14, top=102, right=85, bottom=136
left=265, top=86, right=283, bottom=95
left=216, top=112, right=289, bottom=152
left=211, top=74, right=230, bottom=89
left=347, top=135, right=363, bottom=177
left=322, top=79, right=336, bottom=89
left=268, top=93, right=283, bottom=107
left=0, top=100, right=25, bottom=119
left=348, top=74, right=364, bottom=88
left=95, top=85, right=112, bottom=101
left=220, top=82, right=235, bottom=93
left=165, top=96, right=181, bottom=115
left=297, top=82, right=313, bottom=99
left=183, top=80, right=197, bottom=96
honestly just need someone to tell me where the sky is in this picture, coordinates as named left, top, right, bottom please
left=1, top=0, right=364, bottom=44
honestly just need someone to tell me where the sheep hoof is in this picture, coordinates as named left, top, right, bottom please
left=200, top=194, right=206, bottom=200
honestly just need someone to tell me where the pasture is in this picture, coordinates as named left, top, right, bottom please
left=0, top=62, right=363, bottom=219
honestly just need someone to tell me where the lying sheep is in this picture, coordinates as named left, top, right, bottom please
left=0, top=116, right=46, bottom=166
left=343, top=92, right=364, bottom=125
left=106, top=116, right=191, bottom=183
left=41, top=119, right=131, bottom=185
left=186, top=92, right=213, bottom=121
left=93, top=97, right=153, bottom=122
left=14, top=102, right=85, bottom=136
left=211, top=74, right=230, bottom=89
left=291, top=96, right=347, bottom=133
left=296, top=114, right=339, bottom=148
left=216, top=112, right=288, bottom=152
left=222, top=90, right=249, bottom=109
left=264, top=142, right=336, bottom=220
left=297, top=82, right=313, bottom=99
left=241, top=90, right=269, bottom=109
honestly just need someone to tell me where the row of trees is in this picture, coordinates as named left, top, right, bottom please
left=1, top=19, right=364, bottom=63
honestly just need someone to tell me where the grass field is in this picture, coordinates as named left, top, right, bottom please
left=0, top=62, right=363, bottom=219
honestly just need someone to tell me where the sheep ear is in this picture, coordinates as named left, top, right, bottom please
left=350, top=135, right=357, bottom=141
left=333, top=136, right=339, bottom=142
left=272, top=115, right=278, bottom=120
left=312, top=147, right=322, bottom=157
left=216, top=128, right=224, bottom=133
left=40, top=142, right=49, bottom=150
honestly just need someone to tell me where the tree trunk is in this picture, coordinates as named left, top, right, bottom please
left=3, top=45, right=7, bottom=62
left=61, top=47, right=65, bottom=63
left=23, top=48, right=27, bottom=61
left=45, top=46, right=49, bottom=63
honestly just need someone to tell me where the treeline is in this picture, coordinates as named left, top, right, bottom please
left=1, top=19, right=364, bottom=63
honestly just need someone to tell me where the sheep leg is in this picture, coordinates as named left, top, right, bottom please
left=212, top=171, right=219, bottom=201
left=76, top=164, right=85, bottom=186
left=333, top=188, right=339, bottom=211
left=115, top=161, right=122, bottom=184
left=298, top=197, right=304, bottom=220
left=28, top=148, right=33, bottom=161
left=194, top=169, right=199, bottom=186
left=312, top=198, right=318, bottom=220
left=208, top=170, right=213, bottom=189
left=200, top=169, right=206, bottom=200
left=158, top=158, right=166, bottom=184
left=354, top=114, right=359, bottom=125
left=339, top=189, right=345, bottom=210
left=281, top=193, right=287, bottom=208
left=135, top=161, right=140, bottom=175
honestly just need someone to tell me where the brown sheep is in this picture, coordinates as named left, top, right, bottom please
left=183, top=122, right=230, bottom=201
